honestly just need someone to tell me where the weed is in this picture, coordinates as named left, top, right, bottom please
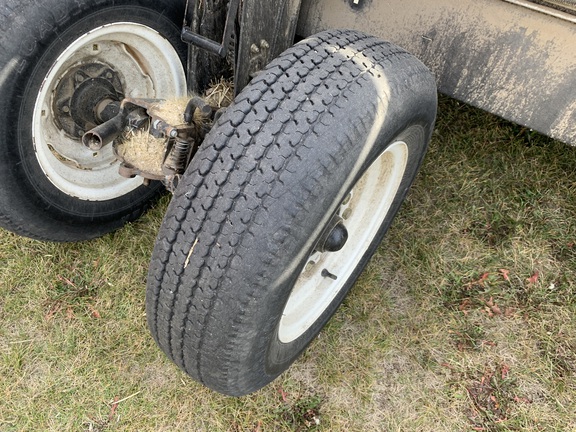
left=451, top=321, right=487, bottom=352
left=276, top=392, right=322, bottom=431
left=466, top=364, right=519, bottom=430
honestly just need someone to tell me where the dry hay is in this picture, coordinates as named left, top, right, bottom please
left=151, top=78, right=233, bottom=126
left=115, top=130, right=165, bottom=177
left=115, top=78, right=234, bottom=176
left=204, top=77, right=234, bottom=109
left=151, top=96, right=191, bottom=126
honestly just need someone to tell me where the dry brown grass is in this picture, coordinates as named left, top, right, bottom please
left=1, top=96, right=576, bottom=431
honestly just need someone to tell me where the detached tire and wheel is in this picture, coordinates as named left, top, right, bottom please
left=147, top=29, right=437, bottom=396
left=0, top=0, right=186, bottom=241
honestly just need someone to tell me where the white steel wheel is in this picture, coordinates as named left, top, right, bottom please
left=146, top=29, right=437, bottom=396
left=0, top=0, right=187, bottom=241
left=278, top=141, right=409, bottom=343
left=33, top=23, right=186, bottom=201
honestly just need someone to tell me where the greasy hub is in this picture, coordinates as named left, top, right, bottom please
left=32, top=22, right=186, bottom=201
left=52, top=62, right=124, bottom=138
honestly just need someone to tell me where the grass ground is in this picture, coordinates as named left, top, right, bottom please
left=1, top=96, right=576, bottom=431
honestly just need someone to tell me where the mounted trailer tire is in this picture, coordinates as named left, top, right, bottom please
left=147, top=29, right=437, bottom=396
left=0, top=0, right=187, bottom=241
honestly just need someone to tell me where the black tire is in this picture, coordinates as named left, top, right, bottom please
left=147, top=29, right=437, bottom=396
left=0, top=0, right=187, bottom=241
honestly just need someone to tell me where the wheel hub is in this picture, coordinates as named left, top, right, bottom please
left=316, top=215, right=349, bottom=253
left=52, top=62, right=124, bottom=138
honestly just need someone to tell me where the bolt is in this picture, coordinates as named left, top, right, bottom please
left=62, top=105, right=70, bottom=113
left=321, top=269, right=338, bottom=280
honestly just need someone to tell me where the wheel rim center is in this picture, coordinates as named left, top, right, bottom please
left=316, top=215, right=349, bottom=253
left=52, top=62, right=124, bottom=138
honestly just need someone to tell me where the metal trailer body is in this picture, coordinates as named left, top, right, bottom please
left=297, top=0, right=576, bottom=145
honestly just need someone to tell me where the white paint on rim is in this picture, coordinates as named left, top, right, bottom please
left=270, top=44, right=392, bottom=292
left=32, top=22, right=186, bottom=201
left=278, top=140, right=409, bottom=343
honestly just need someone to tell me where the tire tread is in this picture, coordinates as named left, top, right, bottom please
left=147, top=29, right=433, bottom=394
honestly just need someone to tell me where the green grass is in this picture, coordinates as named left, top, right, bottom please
left=2, top=96, right=576, bottom=431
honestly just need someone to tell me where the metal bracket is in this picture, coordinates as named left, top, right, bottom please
left=181, top=0, right=241, bottom=58
left=234, top=0, right=303, bottom=93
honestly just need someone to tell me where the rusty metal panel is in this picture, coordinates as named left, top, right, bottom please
left=185, top=0, right=230, bottom=94
left=298, top=0, right=576, bottom=145
left=235, top=0, right=302, bottom=92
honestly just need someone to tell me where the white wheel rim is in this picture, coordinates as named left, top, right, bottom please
left=278, top=141, right=409, bottom=343
left=32, top=23, right=186, bottom=201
